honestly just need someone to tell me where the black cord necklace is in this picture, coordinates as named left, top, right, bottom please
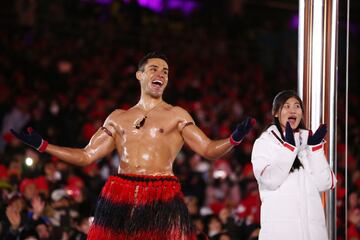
left=134, top=101, right=163, bottom=129
left=134, top=116, right=147, bottom=129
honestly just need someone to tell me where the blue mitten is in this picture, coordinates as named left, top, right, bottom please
left=10, top=127, right=48, bottom=152
left=284, top=122, right=295, bottom=146
left=230, top=117, right=256, bottom=145
left=307, top=124, right=327, bottom=145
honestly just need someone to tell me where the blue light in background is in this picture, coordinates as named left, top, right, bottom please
left=290, top=14, right=299, bottom=30
left=95, top=0, right=113, bottom=5
left=92, top=0, right=198, bottom=14
left=138, top=0, right=163, bottom=12
left=168, top=0, right=197, bottom=15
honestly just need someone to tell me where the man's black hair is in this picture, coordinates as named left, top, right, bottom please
left=138, top=51, right=168, bottom=71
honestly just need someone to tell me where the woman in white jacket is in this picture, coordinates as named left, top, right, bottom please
left=251, top=90, right=336, bottom=240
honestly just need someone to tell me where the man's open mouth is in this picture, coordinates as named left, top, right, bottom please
left=152, top=80, right=163, bottom=86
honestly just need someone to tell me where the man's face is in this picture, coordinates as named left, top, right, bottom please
left=136, top=58, right=169, bottom=98
left=275, top=97, right=303, bottom=131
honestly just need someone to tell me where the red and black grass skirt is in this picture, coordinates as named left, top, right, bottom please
left=87, top=174, right=196, bottom=240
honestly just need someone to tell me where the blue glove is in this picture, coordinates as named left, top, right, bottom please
left=307, top=124, right=327, bottom=145
left=284, top=122, right=295, bottom=146
left=230, top=117, right=256, bottom=145
left=10, top=127, right=48, bottom=152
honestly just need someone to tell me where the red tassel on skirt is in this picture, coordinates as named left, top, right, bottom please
left=87, top=174, right=196, bottom=240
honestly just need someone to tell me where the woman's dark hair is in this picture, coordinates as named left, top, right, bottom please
left=272, top=90, right=305, bottom=172
left=138, top=51, right=168, bottom=71
left=272, top=90, right=306, bottom=129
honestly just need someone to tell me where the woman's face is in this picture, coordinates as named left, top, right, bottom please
left=275, top=97, right=303, bottom=131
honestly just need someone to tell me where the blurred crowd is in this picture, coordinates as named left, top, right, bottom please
left=0, top=1, right=359, bottom=240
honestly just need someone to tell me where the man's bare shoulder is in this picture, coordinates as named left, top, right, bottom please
left=106, top=109, right=126, bottom=121
left=169, top=105, right=190, bottom=115
left=167, top=105, right=194, bottom=124
left=103, top=109, right=133, bottom=128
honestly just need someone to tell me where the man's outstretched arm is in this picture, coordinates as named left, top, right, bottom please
left=11, top=114, right=118, bottom=166
left=182, top=127, right=233, bottom=160
left=176, top=107, right=255, bottom=160
left=45, top=127, right=115, bottom=166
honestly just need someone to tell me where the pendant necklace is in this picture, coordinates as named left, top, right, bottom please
left=134, top=101, right=163, bottom=129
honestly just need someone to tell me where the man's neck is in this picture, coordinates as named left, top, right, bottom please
left=137, top=97, right=163, bottom=111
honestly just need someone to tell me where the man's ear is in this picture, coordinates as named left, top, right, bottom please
left=136, top=71, right=143, bottom=81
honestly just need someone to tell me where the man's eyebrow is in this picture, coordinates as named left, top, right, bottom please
left=148, top=65, right=169, bottom=71
left=148, top=65, right=159, bottom=68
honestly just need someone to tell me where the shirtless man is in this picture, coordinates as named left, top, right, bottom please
left=11, top=52, right=255, bottom=240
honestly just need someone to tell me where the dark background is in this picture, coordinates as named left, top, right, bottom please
left=0, top=1, right=359, bottom=239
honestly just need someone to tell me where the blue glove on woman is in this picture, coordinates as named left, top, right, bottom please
left=284, top=122, right=295, bottom=146
left=307, top=124, right=327, bottom=146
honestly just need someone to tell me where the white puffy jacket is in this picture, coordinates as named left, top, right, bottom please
left=251, top=125, right=336, bottom=240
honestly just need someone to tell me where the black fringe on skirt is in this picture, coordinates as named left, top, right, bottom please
left=87, top=174, right=196, bottom=240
